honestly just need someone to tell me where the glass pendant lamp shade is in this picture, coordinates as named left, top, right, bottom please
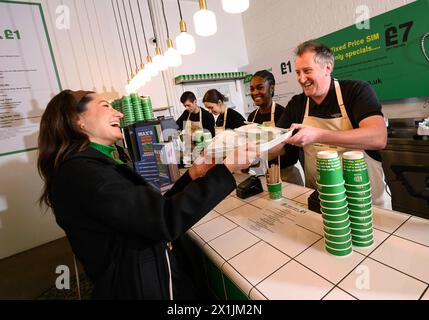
left=193, top=0, right=217, bottom=36
left=136, top=64, right=150, bottom=87
left=126, top=78, right=138, bottom=94
left=152, top=47, right=168, bottom=71
left=145, top=56, right=159, bottom=77
left=176, top=20, right=196, bottom=55
left=222, top=0, right=249, bottom=14
left=164, top=38, right=182, bottom=67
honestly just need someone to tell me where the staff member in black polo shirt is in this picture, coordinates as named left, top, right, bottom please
left=248, top=70, right=303, bottom=185
left=176, top=91, right=215, bottom=138
left=203, top=89, right=245, bottom=134
left=270, top=40, right=388, bottom=207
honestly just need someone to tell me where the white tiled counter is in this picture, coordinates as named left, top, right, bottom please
left=187, top=173, right=429, bottom=300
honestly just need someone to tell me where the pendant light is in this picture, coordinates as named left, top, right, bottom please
left=222, top=0, right=249, bottom=14
left=160, top=0, right=182, bottom=67
left=147, top=0, right=168, bottom=71
left=175, top=0, right=196, bottom=55
left=193, top=0, right=217, bottom=37
left=153, top=47, right=168, bottom=71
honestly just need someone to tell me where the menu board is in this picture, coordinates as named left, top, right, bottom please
left=0, top=0, right=61, bottom=156
left=318, top=0, right=429, bottom=101
left=241, top=0, right=429, bottom=110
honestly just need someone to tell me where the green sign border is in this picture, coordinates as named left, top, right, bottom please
left=0, top=0, right=62, bottom=157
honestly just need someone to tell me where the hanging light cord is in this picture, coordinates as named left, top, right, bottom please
left=128, top=0, right=143, bottom=63
left=136, top=0, right=150, bottom=57
left=147, top=0, right=160, bottom=43
left=160, top=0, right=170, bottom=39
left=112, top=0, right=131, bottom=77
left=122, top=0, right=138, bottom=70
left=177, top=0, right=183, bottom=21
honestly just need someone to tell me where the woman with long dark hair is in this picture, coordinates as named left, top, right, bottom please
left=37, top=90, right=256, bottom=299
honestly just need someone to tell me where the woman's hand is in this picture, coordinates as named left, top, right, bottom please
left=223, top=143, right=260, bottom=173
left=188, top=153, right=216, bottom=180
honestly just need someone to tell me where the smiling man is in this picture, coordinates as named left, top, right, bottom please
left=271, top=40, right=388, bottom=207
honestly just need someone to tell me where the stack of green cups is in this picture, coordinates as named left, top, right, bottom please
left=121, top=96, right=135, bottom=126
left=317, top=150, right=352, bottom=257
left=141, top=96, right=154, bottom=120
left=130, top=93, right=145, bottom=122
left=343, top=151, right=374, bottom=248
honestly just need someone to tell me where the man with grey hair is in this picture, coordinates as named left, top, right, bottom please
left=270, top=40, right=389, bottom=207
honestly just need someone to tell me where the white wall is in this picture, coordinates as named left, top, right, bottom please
left=241, top=0, right=429, bottom=119
left=0, top=0, right=248, bottom=259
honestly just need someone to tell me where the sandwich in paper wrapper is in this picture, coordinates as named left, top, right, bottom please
left=204, top=123, right=293, bottom=157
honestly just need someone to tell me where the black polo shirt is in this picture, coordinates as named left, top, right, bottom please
left=216, top=107, right=246, bottom=131
left=277, top=79, right=384, bottom=161
left=176, top=107, right=215, bottom=138
left=247, top=103, right=285, bottom=124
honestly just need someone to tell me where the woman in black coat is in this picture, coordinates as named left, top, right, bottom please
left=37, top=90, right=256, bottom=299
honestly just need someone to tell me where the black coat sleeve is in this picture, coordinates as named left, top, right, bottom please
left=60, top=162, right=236, bottom=242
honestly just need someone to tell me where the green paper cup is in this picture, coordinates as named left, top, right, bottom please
left=325, top=243, right=353, bottom=256
left=322, top=211, right=349, bottom=222
left=350, top=226, right=373, bottom=236
left=324, top=221, right=351, bottom=236
left=317, top=181, right=346, bottom=194
left=348, top=208, right=372, bottom=216
left=325, top=238, right=352, bottom=250
left=318, top=190, right=346, bottom=201
left=267, top=182, right=282, bottom=200
left=349, top=215, right=372, bottom=224
left=351, top=233, right=373, bottom=241
left=317, top=168, right=344, bottom=185
left=320, top=203, right=348, bottom=215
left=324, top=232, right=351, bottom=243
left=344, top=181, right=371, bottom=192
left=346, top=188, right=371, bottom=198
left=324, top=227, right=351, bottom=236
left=343, top=172, right=370, bottom=185
left=352, top=238, right=374, bottom=247
left=347, top=195, right=372, bottom=205
left=316, top=151, right=344, bottom=185
left=320, top=198, right=348, bottom=209
left=323, top=217, right=350, bottom=229
left=348, top=202, right=372, bottom=212
left=350, top=221, right=373, bottom=230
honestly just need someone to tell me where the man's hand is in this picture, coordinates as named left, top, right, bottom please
left=286, top=123, right=324, bottom=147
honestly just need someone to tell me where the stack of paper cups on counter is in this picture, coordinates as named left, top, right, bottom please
left=317, top=151, right=353, bottom=257
left=343, top=151, right=374, bottom=248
